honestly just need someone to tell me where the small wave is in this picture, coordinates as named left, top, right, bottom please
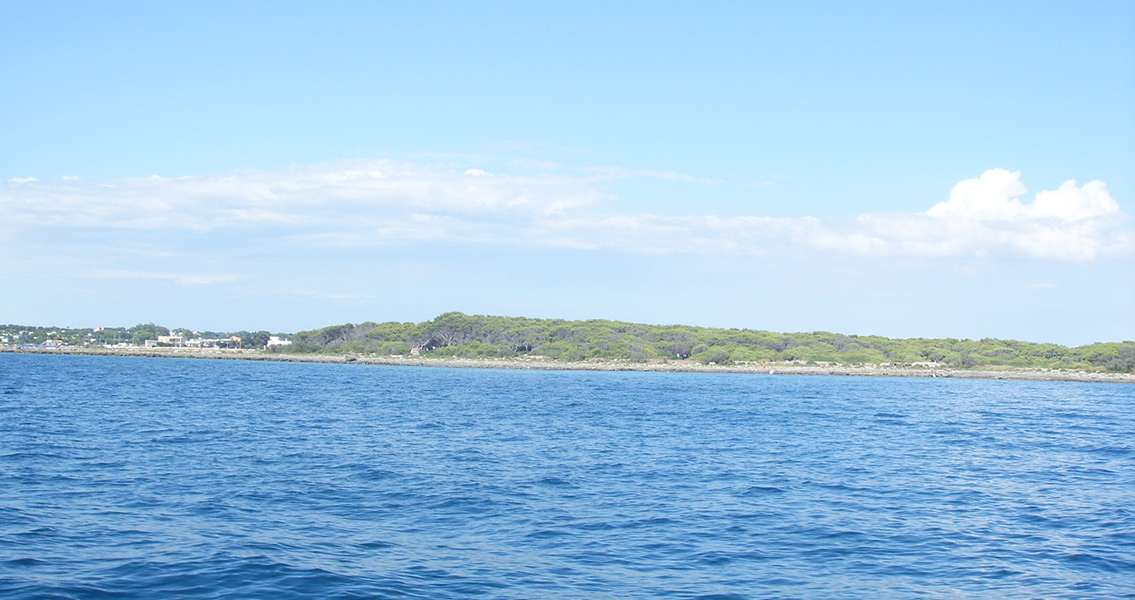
left=348, top=467, right=398, bottom=482
left=2, top=557, right=47, bottom=568
left=691, top=550, right=735, bottom=566
left=873, top=411, right=907, bottom=419
left=524, top=528, right=571, bottom=540
left=1087, top=444, right=1132, bottom=457
left=687, top=592, right=749, bottom=600
left=740, top=485, right=786, bottom=496
left=1060, top=551, right=1134, bottom=573
left=820, top=529, right=869, bottom=541
left=535, top=476, right=575, bottom=487
left=358, top=539, right=398, bottom=550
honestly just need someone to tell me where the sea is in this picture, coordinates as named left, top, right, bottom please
left=1, top=352, right=1132, bottom=599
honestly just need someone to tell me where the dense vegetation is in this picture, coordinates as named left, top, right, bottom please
left=5, top=313, right=1132, bottom=372
left=283, top=312, right=1134, bottom=372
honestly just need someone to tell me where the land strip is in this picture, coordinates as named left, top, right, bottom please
left=5, top=345, right=1133, bottom=384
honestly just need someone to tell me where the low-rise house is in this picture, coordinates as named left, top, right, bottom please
left=144, top=335, right=185, bottom=348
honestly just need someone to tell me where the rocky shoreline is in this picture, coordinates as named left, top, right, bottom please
left=4, top=345, right=1134, bottom=384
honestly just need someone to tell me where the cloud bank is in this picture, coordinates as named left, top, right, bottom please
left=2, top=162, right=1130, bottom=262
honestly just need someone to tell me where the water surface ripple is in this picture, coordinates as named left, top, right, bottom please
left=1, top=353, right=1132, bottom=598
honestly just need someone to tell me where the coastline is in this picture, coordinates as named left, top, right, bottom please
left=4, top=345, right=1134, bottom=384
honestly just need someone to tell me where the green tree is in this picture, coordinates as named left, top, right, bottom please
left=128, top=323, right=168, bottom=346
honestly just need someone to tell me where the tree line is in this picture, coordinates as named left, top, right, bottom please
left=7, top=313, right=1132, bottom=372
left=281, top=312, right=1135, bottom=372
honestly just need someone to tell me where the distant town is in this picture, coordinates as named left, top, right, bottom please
left=0, top=324, right=291, bottom=351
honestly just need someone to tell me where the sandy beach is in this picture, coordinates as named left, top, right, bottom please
left=4, top=345, right=1133, bottom=384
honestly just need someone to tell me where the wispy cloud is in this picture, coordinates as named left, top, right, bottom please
left=85, top=270, right=239, bottom=285
left=294, top=289, right=372, bottom=301
left=580, top=166, right=722, bottom=185
left=3, top=162, right=1130, bottom=262
left=0, top=160, right=605, bottom=231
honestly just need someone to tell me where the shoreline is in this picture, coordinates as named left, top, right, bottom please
left=4, top=345, right=1134, bottom=384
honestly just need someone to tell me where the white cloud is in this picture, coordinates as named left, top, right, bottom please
left=2, top=163, right=1130, bottom=263
left=927, top=168, right=1029, bottom=221
left=521, top=169, right=1130, bottom=262
left=913, top=169, right=1129, bottom=261
left=926, top=168, right=1121, bottom=224
left=1032, top=179, right=1119, bottom=221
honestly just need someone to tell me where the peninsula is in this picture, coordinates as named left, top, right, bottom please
left=3, top=312, right=1133, bottom=383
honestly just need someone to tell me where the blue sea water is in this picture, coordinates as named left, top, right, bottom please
left=1, top=353, right=1132, bottom=599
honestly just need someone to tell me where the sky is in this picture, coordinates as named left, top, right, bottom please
left=2, top=1, right=1133, bottom=346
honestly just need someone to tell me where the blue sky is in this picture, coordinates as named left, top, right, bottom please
left=2, top=1, right=1133, bottom=345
